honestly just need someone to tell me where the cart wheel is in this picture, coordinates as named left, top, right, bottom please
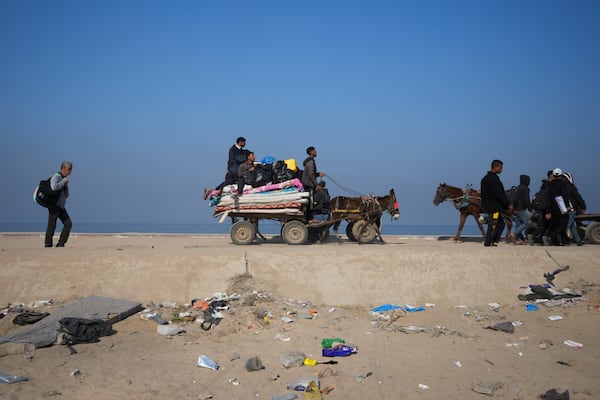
left=281, top=220, right=308, bottom=245
left=230, top=221, right=256, bottom=245
left=585, top=222, right=600, bottom=244
left=352, top=220, right=377, bottom=243
left=346, top=222, right=356, bottom=241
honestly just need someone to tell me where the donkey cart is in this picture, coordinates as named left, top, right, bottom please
left=214, top=189, right=400, bottom=245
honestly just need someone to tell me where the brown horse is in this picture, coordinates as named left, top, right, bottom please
left=433, top=183, right=512, bottom=242
left=329, top=189, right=400, bottom=243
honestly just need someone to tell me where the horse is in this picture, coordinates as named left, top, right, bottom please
left=433, top=183, right=512, bottom=242
left=329, top=189, right=400, bottom=243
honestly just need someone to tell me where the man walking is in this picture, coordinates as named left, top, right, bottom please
left=45, top=161, right=73, bottom=248
left=481, top=159, right=512, bottom=247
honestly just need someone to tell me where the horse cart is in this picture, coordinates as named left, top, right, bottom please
left=208, top=182, right=400, bottom=245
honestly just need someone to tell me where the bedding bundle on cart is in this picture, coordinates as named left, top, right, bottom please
left=205, top=159, right=309, bottom=218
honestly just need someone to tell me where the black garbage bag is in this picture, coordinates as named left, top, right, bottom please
left=58, top=317, right=115, bottom=345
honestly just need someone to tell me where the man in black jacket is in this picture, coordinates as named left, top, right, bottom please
left=544, top=168, right=572, bottom=246
left=481, top=159, right=512, bottom=247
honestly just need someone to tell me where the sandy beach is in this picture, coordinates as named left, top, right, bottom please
left=1, top=233, right=599, bottom=399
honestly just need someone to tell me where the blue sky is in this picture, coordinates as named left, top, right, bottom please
left=1, top=0, right=599, bottom=229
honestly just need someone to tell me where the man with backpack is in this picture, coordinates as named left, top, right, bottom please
left=45, top=161, right=73, bottom=248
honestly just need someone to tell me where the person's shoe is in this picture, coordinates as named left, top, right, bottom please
left=576, top=241, right=584, bottom=246
left=56, top=244, right=65, bottom=247
left=514, top=239, right=524, bottom=245
left=45, top=245, right=52, bottom=248
left=203, top=188, right=211, bottom=200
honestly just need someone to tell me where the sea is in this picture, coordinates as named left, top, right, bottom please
left=0, top=222, right=483, bottom=236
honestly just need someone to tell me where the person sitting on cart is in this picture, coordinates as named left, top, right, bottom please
left=312, top=181, right=330, bottom=217
left=234, top=150, right=258, bottom=198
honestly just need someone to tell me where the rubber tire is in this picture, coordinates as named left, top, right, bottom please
left=346, top=222, right=356, bottom=241
left=352, top=220, right=377, bottom=243
left=585, top=222, right=600, bottom=244
left=230, top=221, right=256, bottom=245
left=281, top=220, right=308, bottom=245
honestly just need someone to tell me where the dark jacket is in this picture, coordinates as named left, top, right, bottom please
left=481, top=171, right=510, bottom=213
left=313, top=187, right=330, bottom=214
left=302, top=157, right=318, bottom=189
left=566, top=182, right=586, bottom=214
left=514, top=174, right=531, bottom=212
left=544, top=178, right=571, bottom=216
left=227, top=145, right=246, bottom=176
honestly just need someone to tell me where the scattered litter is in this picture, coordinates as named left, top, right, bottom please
left=454, top=361, right=462, bottom=367
left=488, top=302, right=501, bottom=310
left=526, top=304, right=539, bottom=311
left=281, top=317, right=294, bottom=323
left=32, top=299, right=53, bottom=308
left=355, top=372, right=372, bottom=384
left=539, top=388, right=569, bottom=400
left=197, top=355, right=219, bottom=370
left=328, top=307, right=335, bottom=313
left=548, top=315, right=563, bottom=321
left=245, top=356, right=265, bottom=372
left=0, top=372, right=28, bottom=384
left=556, top=359, right=572, bottom=366
left=317, top=366, right=337, bottom=379
left=286, top=377, right=320, bottom=391
left=471, top=381, right=503, bottom=396
left=228, top=378, right=241, bottom=385
left=418, top=384, right=429, bottom=390
left=563, top=340, right=583, bottom=348
left=273, top=333, right=291, bottom=342
left=378, top=324, right=477, bottom=339
left=485, top=321, right=515, bottom=334
left=512, top=321, right=524, bottom=327
left=229, top=352, right=241, bottom=361
left=425, top=303, right=436, bottom=307
left=70, top=369, right=81, bottom=377
left=157, top=324, right=185, bottom=337
left=280, top=351, right=306, bottom=368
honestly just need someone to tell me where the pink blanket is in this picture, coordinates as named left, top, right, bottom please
left=209, top=178, right=303, bottom=198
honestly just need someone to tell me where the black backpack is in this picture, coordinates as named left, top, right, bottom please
left=531, top=187, right=549, bottom=211
left=505, top=186, right=518, bottom=206
left=35, top=177, right=61, bottom=208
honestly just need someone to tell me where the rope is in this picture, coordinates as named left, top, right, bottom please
left=325, top=174, right=364, bottom=197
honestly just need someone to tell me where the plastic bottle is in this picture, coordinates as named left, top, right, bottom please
left=322, top=345, right=356, bottom=357
left=321, top=338, right=345, bottom=348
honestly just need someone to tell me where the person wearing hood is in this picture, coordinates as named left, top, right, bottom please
left=511, top=174, right=532, bottom=245
left=564, top=172, right=586, bottom=246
